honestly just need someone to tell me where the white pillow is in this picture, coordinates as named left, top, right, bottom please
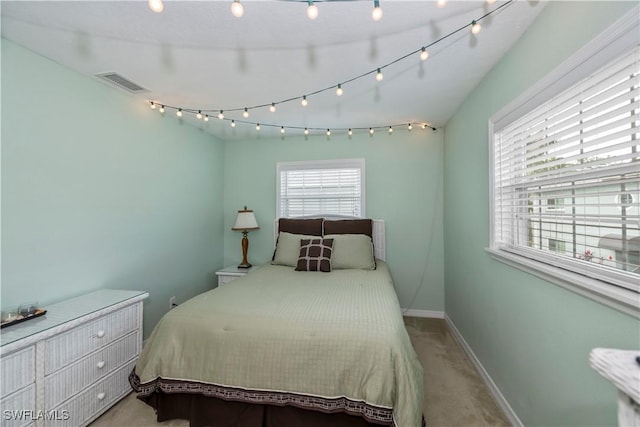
left=272, top=232, right=317, bottom=267
left=324, top=234, right=376, bottom=270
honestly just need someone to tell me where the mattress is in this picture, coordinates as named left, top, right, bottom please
left=130, top=261, right=424, bottom=426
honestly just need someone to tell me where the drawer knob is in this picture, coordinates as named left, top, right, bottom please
left=96, top=361, right=106, bottom=369
left=97, top=392, right=106, bottom=401
left=97, top=330, right=105, bottom=338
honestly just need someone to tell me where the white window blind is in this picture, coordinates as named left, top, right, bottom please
left=493, top=46, right=639, bottom=293
left=277, top=159, right=364, bottom=218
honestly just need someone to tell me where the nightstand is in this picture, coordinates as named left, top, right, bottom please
left=215, top=265, right=260, bottom=286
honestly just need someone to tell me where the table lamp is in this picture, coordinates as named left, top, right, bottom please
left=232, top=206, right=259, bottom=268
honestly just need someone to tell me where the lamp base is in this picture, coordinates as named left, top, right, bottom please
left=237, top=262, right=252, bottom=269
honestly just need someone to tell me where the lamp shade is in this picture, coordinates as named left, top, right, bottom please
left=232, top=207, right=259, bottom=231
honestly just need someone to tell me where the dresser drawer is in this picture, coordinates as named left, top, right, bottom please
left=44, top=304, right=140, bottom=374
left=46, top=360, right=135, bottom=427
left=0, top=384, right=36, bottom=427
left=1, top=346, right=35, bottom=398
left=44, top=331, right=139, bottom=409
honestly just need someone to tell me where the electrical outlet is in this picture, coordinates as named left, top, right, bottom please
left=169, top=296, right=177, bottom=309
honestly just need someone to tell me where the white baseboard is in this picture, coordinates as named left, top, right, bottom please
left=401, top=309, right=445, bottom=318
left=444, top=314, right=523, bottom=427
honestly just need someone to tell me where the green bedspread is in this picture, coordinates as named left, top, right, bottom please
left=133, top=261, right=424, bottom=426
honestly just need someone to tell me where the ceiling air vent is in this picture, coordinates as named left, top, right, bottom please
left=95, top=72, right=149, bottom=94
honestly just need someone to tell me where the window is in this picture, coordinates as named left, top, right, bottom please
left=489, top=10, right=639, bottom=315
left=276, top=159, right=365, bottom=218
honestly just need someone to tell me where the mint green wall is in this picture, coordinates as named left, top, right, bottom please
left=223, top=130, right=445, bottom=311
left=443, top=2, right=639, bottom=426
left=1, top=39, right=225, bottom=338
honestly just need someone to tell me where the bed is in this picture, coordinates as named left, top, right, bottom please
left=129, top=218, right=425, bottom=427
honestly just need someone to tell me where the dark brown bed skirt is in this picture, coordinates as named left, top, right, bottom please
left=138, top=391, right=390, bottom=427
left=130, top=370, right=426, bottom=427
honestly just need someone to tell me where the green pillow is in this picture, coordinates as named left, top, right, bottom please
left=272, top=232, right=317, bottom=267
left=324, top=234, right=376, bottom=270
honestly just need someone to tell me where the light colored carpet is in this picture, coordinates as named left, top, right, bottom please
left=90, top=317, right=510, bottom=427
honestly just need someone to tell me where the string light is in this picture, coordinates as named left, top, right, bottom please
left=231, top=0, right=244, bottom=18
left=371, top=0, right=382, bottom=21
left=204, top=115, right=209, bottom=122
left=231, top=120, right=236, bottom=127
left=326, top=129, right=331, bottom=136
left=307, top=1, right=318, bottom=20
left=437, top=0, right=447, bottom=8
left=304, top=128, right=309, bottom=135
left=388, top=126, right=393, bottom=134
left=148, top=0, right=163, bottom=13
left=420, top=47, right=429, bottom=61
left=256, top=123, right=261, bottom=131
left=471, top=20, right=482, bottom=35
left=147, top=1, right=512, bottom=138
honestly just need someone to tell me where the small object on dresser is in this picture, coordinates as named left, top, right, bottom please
left=1, top=304, right=47, bottom=328
left=19, top=302, right=39, bottom=317
left=1, top=307, right=20, bottom=323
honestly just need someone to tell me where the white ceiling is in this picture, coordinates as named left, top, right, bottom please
left=1, top=0, right=546, bottom=140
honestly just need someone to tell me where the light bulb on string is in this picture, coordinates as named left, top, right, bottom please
left=371, top=0, right=382, bottom=21
left=326, top=129, right=331, bottom=136
left=231, top=0, right=244, bottom=18
left=408, top=123, right=413, bottom=131
left=388, top=126, right=393, bottom=134
left=149, top=101, right=156, bottom=110
left=270, top=103, right=276, bottom=113
left=196, top=110, right=202, bottom=120
left=159, top=105, right=165, bottom=113
left=437, top=0, right=447, bottom=8
left=376, top=68, right=384, bottom=81
left=420, top=47, right=429, bottom=61
left=256, top=123, right=261, bottom=131
left=231, top=120, right=236, bottom=128
left=304, top=128, right=309, bottom=136
left=301, top=95, right=308, bottom=107
left=336, top=84, right=343, bottom=96
left=471, top=20, right=482, bottom=35
left=280, top=126, right=285, bottom=134
left=307, top=1, right=318, bottom=20
left=148, top=0, right=164, bottom=13
left=218, top=110, right=224, bottom=120
left=243, top=108, right=249, bottom=118
left=348, top=129, right=353, bottom=136
left=369, top=128, right=374, bottom=135
left=176, top=108, right=183, bottom=117
left=204, top=115, right=209, bottom=122
left=422, top=123, right=427, bottom=129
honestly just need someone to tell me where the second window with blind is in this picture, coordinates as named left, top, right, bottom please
left=490, top=41, right=639, bottom=299
left=276, top=159, right=365, bottom=219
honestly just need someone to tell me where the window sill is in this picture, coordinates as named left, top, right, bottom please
left=485, top=248, right=639, bottom=319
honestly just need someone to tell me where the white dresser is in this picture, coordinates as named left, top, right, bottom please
left=590, top=348, right=640, bottom=427
left=1, top=289, right=148, bottom=427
